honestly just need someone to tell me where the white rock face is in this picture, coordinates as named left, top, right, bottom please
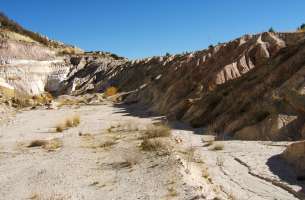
left=0, top=39, right=71, bottom=95
left=0, top=59, right=71, bottom=95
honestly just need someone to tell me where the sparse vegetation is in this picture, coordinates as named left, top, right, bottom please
left=139, top=124, right=171, bottom=139
left=98, top=140, right=117, bottom=148
left=165, top=52, right=171, bottom=57
left=123, top=154, right=139, bottom=167
left=0, top=12, right=57, bottom=47
left=55, top=115, right=81, bottom=132
left=110, top=154, right=140, bottom=169
left=7, top=91, right=53, bottom=108
left=110, top=53, right=125, bottom=60
left=27, top=140, right=48, bottom=148
left=56, top=97, right=85, bottom=107
left=268, top=27, right=275, bottom=33
left=297, top=23, right=305, bottom=32
left=55, top=124, right=65, bottom=132
left=105, top=86, right=118, bottom=97
left=43, top=138, right=63, bottom=151
left=83, top=135, right=117, bottom=149
left=72, top=115, right=80, bottom=126
left=105, top=122, right=140, bottom=133
left=65, top=119, right=73, bottom=128
left=60, top=47, right=77, bottom=55
left=110, top=161, right=134, bottom=169
left=140, top=138, right=170, bottom=155
left=27, top=138, right=62, bottom=151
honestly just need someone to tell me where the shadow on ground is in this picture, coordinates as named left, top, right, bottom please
left=267, top=154, right=305, bottom=198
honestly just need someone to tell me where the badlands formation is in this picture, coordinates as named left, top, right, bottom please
left=1, top=14, right=305, bottom=199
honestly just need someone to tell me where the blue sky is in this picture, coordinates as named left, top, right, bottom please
left=1, top=0, right=305, bottom=59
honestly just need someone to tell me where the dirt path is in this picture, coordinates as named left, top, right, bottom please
left=0, top=103, right=213, bottom=200
left=0, top=103, right=304, bottom=200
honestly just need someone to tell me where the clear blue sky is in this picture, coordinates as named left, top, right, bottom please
left=1, top=0, right=305, bottom=59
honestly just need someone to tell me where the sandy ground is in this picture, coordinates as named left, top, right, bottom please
left=0, top=102, right=304, bottom=200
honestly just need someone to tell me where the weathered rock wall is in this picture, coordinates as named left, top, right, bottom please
left=2, top=30, right=305, bottom=141
left=61, top=32, right=305, bottom=141
left=0, top=37, right=74, bottom=95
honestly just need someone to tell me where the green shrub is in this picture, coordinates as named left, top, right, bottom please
left=268, top=27, right=275, bottom=33
left=298, top=23, right=305, bottom=32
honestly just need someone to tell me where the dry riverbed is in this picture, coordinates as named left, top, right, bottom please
left=0, top=102, right=304, bottom=200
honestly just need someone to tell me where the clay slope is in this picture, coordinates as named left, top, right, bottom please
left=62, top=32, right=305, bottom=141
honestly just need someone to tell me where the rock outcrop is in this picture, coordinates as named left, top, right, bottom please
left=0, top=29, right=124, bottom=96
left=282, top=141, right=305, bottom=179
left=60, top=32, right=305, bottom=141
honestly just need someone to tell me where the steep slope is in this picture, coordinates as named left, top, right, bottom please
left=62, top=32, right=305, bottom=141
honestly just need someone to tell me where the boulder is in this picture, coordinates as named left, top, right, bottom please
left=234, top=114, right=298, bottom=141
left=282, top=141, right=305, bottom=179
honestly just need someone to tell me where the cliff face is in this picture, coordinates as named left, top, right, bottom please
left=0, top=40, right=69, bottom=95
left=61, top=32, right=305, bottom=141
left=0, top=28, right=74, bottom=96
left=0, top=28, right=127, bottom=96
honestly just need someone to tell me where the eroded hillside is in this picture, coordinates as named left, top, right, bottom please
left=57, top=32, right=305, bottom=141
left=2, top=28, right=305, bottom=141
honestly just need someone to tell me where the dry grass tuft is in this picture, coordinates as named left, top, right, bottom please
left=140, top=124, right=171, bottom=139
left=55, top=124, right=65, bottom=133
left=43, top=138, right=63, bottom=151
left=27, top=138, right=62, bottom=151
left=98, top=140, right=117, bottom=148
left=29, top=193, right=39, bottom=200
left=105, top=86, right=118, bottom=97
left=10, top=91, right=53, bottom=108
left=65, top=119, right=73, bottom=128
left=110, top=159, right=137, bottom=169
left=72, top=115, right=80, bottom=126
left=56, top=97, right=85, bottom=107
left=55, top=115, right=80, bottom=132
left=105, top=121, right=140, bottom=134
left=27, top=140, right=48, bottom=148
left=140, top=138, right=171, bottom=156
left=140, top=138, right=163, bottom=151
